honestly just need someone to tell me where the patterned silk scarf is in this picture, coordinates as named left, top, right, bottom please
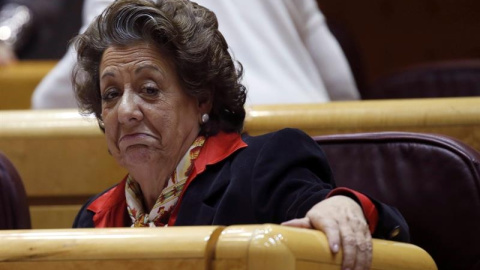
left=125, top=136, right=206, bottom=227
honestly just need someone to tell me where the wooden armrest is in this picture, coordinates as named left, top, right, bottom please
left=0, top=224, right=437, bottom=270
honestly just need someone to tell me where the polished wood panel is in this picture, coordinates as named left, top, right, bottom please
left=245, top=97, right=480, bottom=151
left=29, top=205, right=81, bottom=229
left=216, top=224, right=437, bottom=270
left=0, top=61, right=56, bottom=110
left=0, top=110, right=126, bottom=197
left=0, top=225, right=437, bottom=270
left=0, top=226, right=223, bottom=270
left=1, top=97, right=479, bottom=228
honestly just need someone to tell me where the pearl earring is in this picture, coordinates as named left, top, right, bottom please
left=201, top=113, right=209, bottom=124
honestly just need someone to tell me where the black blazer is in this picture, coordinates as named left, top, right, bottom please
left=74, top=128, right=409, bottom=242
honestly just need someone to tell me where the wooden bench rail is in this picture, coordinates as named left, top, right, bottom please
left=0, top=224, right=437, bottom=270
left=245, top=97, right=480, bottom=151
left=0, top=97, right=479, bottom=229
left=0, top=61, right=57, bottom=110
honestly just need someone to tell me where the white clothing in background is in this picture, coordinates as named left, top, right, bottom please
left=31, top=0, right=112, bottom=109
left=31, top=0, right=358, bottom=109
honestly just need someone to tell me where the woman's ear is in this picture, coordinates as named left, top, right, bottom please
left=197, top=95, right=213, bottom=115
left=198, top=98, right=212, bottom=126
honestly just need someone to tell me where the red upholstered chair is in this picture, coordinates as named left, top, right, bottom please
left=0, top=152, right=31, bottom=229
left=364, top=60, right=480, bottom=99
left=314, top=132, right=480, bottom=270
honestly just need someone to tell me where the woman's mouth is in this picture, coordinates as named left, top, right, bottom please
left=118, top=133, right=156, bottom=149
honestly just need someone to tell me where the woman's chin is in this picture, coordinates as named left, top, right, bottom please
left=120, top=145, right=156, bottom=166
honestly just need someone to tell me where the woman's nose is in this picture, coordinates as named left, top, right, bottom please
left=117, top=90, right=143, bottom=125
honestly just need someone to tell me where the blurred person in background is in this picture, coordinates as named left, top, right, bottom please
left=0, top=0, right=83, bottom=65
left=31, top=0, right=359, bottom=108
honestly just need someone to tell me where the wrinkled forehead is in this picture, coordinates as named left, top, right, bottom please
left=99, top=42, right=175, bottom=74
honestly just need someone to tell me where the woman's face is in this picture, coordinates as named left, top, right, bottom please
left=99, top=43, right=205, bottom=172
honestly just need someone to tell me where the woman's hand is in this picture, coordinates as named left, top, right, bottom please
left=282, top=195, right=372, bottom=270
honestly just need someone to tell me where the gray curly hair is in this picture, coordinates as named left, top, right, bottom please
left=72, top=0, right=247, bottom=135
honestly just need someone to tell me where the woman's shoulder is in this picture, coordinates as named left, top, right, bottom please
left=72, top=183, right=121, bottom=228
left=238, top=128, right=325, bottom=162
left=242, top=128, right=315, bottom=146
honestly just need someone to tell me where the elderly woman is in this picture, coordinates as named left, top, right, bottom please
left=72, top=0, right=409, bottom=269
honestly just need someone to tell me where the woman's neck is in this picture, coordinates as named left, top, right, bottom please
left=129, top=167, right=171, bottom=211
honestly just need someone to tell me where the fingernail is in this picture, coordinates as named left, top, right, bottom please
left=332, top=244, right=339, bottom=253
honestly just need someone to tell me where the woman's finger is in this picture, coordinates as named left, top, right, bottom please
left=307, top=210, right=341, bottom=254
left=281, top=217, right=312, bottom=228
left=352, top=229, right=373, bottom=270
left=338, top=219, right=357, bottom=270
left=282, top=216, right=341, bottom=254
left=341, top=207, right=372, bottom=270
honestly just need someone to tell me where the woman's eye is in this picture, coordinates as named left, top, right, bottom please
left=102, top=88, right=120, bottom=101
left=143, top=86, right=160, bottom=96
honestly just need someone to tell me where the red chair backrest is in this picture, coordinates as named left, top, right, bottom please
left=0, top=152, right=31, bottom=229
left=314, top=132, right=480, bottom=270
